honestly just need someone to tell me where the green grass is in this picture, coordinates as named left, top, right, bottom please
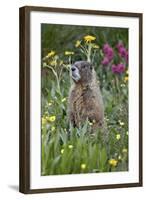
left=41, top=25, right=128, bottom=175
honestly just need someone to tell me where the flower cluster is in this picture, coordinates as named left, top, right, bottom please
left=112, top=63, right=125, bottom=74
left=116, top=42, right=128, bottom=63
left=101, top=43, right=114, bottom=65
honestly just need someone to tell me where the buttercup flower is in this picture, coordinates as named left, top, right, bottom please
left=84, top=35, right=96, bottom=42
left=47, top=50, right=55, bottom=57
left=61, top=149, right=64, bottom=154
left=122, top=148, right=128, bottom=153
left=65, top=51, right=74, bottom=55
left=116, top=134, right=121, bottom=140
left=48, top=116, right=56, bottom=122
left=81, top=163, right=86, bottom=170
left=118, top=120, right=125, bottom=126
left=68, top=145, right=73, bottom=149
left=124, top=76, right=129, bottom=83
left=108, top=159, right=118, bottom=167
left=51, top=126, right=55, bottom=131
left=42, top=117, right=47, bottom=126
left=61, top=98, right=66, bottom=102
left=75, top=40, right=81, bottom=47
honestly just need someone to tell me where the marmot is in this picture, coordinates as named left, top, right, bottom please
left=68, top=61, right=104, bottom=131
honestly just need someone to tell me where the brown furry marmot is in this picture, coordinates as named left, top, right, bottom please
left=68, top=61, right=104, bottom=130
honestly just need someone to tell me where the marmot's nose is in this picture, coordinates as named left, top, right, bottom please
left=71, top=66, right=76, bottom=72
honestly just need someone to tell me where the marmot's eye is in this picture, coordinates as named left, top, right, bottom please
left=82, top=65, right=86, bottom=69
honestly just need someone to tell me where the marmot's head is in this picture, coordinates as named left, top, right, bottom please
left=71, top=61, right=93, bottom=84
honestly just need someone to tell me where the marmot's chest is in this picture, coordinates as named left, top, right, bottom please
left=72, top=88, right=97, bottom=124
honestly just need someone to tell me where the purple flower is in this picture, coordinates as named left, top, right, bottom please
left=106, top=47, right=114, bottom=61
left=118, top=47, right=127, bottom=58
left=116, top=42, right=124, bottom=50
left=103, top=43, right=111, bottom=54
left=112, top=63, right=125, bottom=74
left=103, top=44, right=114, bottom=61
left=101, top=57, right=109, bottom=65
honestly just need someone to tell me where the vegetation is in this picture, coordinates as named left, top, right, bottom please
left=41, top=24, right=128, bottom=175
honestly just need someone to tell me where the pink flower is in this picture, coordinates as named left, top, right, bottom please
left=112, top=63, right=125, bottom=74
left=101, top=57, right=109, bottom=65
left=103, top=43, right=111, bottom=54
left=119, top=47, right=127, bottom=58
left=103, top=43, right=114, bottom=61
left=116, top=42, right=124, bottom=50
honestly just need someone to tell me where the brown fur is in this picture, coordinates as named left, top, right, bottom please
left=68, top=61, right=104, bottom=130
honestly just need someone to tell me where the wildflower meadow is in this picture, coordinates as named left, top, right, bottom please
left=41, top=24, right=128, bottom=175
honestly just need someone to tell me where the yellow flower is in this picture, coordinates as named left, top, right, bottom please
left=92, top=44, right=99, bottom=49
left=50, top=60, right=57, bottom=66
left=42, top=117, right=47, bottom=126
left=81, top=163, right=86, bottom=170
left=122, top=148, right=128, bottom=153
left=118, top=120, right=125, bottom=126
left=124, top=76, right=128, bottom=83
left=47, top=50, right=55, bottom=57
left=84, top=35, right=96, bottom=42
left=108, top=159, right=118, bottom=167
left=51, top=126, right=55, bottom=131
left=75, top=40, right=81, bottom=47
left=61, top=98, right=66, bottom=102
left=118, top=155, right=122, bottom=160
left=48, top=102, right=52, bottom=106
left=68, top=145, right=73, bottom=149
left=116, top=134, right=121, bottom=140
left=65, top=51, right=74, bottom=56
left=61, top=149, right=64, bottom=154
left=47, top=116, right=56, bottom=122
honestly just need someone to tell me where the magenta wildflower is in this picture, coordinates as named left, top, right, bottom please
left=112, top=63, right=125, bottom=74
left=116, top=42, right=124, bottom=50
left=101, top=57, right=109, bottom=65
left=118, top=47, right=127, bottom=58
left=103, top=43, right=111, bottom=54
left=102, top=43, right=114, bottom=62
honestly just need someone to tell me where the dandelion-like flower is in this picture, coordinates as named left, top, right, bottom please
left=65, top=51, right=74, bottom=56
left=81, top=163, right=86, bottom=170
left=84, top=35, right=96, bottom=43
left=47, top=50, right=55, bottom=57
left=92, top=44, right=99, bottom=49
left=108, top=159, right=118, bottom=167
left=75, top=40, right=81, bottom=47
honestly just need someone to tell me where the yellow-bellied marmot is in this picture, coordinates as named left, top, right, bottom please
left=68, top=61, right=104, bottom=130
